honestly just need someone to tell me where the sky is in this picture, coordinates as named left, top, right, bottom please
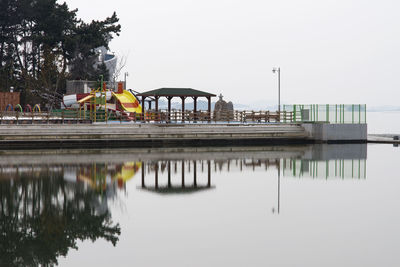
left=64, top=0, right=400, bottom=108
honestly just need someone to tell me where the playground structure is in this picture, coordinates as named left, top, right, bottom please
left=63, top=82, right=142, bottom=122
left=0, top=81, right=145, bottom=123
left=1, top=83, right=292, bottom=124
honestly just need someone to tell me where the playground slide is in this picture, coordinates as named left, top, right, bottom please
left=63, top=92, right=111, bottom=107
left=77, top=94, right=94, bottom=104
left=112, top=90, right=142, bottom=113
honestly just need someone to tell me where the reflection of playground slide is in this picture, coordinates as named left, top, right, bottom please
left=74, top=162, right=142, bottom=190
left=112, top=90, right=142, bottom=113
left=114, top=162, right=142, bottom=182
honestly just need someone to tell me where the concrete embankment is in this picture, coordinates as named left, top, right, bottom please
left=0, top=123, right=369, bottom=149
left=0, top=123, right=309, bottom=149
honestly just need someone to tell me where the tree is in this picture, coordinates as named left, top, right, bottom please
left=0, top=0, right=121, bottom=109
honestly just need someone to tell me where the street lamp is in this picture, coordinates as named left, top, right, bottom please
left=124, top=72, right=129, bottom=89
left=272, top=67, right=281, bottom=113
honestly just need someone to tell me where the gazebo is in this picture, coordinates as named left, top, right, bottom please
left=136, top=88, right=216, bottom=122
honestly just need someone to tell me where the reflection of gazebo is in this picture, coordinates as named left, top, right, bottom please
left=136, top=88, right=216, bottom=122
left=140, top=160, right=213, bottom=194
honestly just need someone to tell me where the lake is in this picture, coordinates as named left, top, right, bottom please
left=367, top=111, right=400, bottom=134
left=0, top=144, right=399, bottom=267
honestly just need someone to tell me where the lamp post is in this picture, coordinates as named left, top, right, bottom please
left=272, top=161, right=281, bottom=214
left=272, top=67, right=281, bottom=113
left=124, top=72, right=129, bottom=89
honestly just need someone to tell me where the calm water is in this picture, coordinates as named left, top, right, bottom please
left=367, top=111, right=400, bottom=134
left=0, top=144, right=399, bottom=267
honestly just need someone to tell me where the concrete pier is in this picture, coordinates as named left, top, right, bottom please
left=0, top=123, right=308, bottom=149
left=367, top=134, right=400, bottom=144
left=0, top=123, right=368, bottom=149
left=302, top=123, right=367, bottom=143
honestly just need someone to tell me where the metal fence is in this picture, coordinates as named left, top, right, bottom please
left=282, top=158, right=367, bottom=179
left=0, top=106, right=367, bottom=125
left=283, top=104, right=367, bottom=124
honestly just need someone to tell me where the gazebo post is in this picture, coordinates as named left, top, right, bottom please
left=141, top=161, right=145, bottom=188
left=193, top=96, right=198, bottom=122
left=155, top=96, right=159, bottom=122
left=193, top=160, right=197, bottom=187
left=181, top=96, right=186, bottom=123
left=181, top=160, right=185, bottom=188
left=155, top=162, right=158, bottom=189
left=167, top=96, right=172, bottom=122
left=207, top=160, right=211, bottom=187
left=141, top=96, right=146, bottom=122
left=168, top=161, right=171, bottom=188
left=155, top=96, right=159, bottom=112
left=207, top=96, right=211, bottom=122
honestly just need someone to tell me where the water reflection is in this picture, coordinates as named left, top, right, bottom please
left=0, top=144, right=367, bottom=265
left=140, top=160, right=213, bottom=193
left=0, top=169, right=121, bottom=266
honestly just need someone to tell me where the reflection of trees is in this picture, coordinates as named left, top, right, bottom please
left=0, top=171, right=120, bottom=266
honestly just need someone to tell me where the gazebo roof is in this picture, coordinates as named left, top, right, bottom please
left=136, top=88, right=216, bottom=97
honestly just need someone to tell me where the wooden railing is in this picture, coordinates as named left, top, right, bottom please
left=0, top=109, right=294, bottom=124
left=0, top=110, right=90, bottom=124
left=118, top=110, right=293, bottom=124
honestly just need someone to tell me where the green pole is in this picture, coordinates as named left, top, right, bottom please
left=293, top=159, right=296, bottom=176
left=365, top=104, right=367, bottom=123
left=335, top=159, right=337, bottom=177
left=326, top=104, right=329, bottom=123
left=342, top=159, right=344, bottom=179
left=283, top=105, right=286, bottom=123
left=341, top=104, right=344, bottom=123
left=343, top=104, right=345, bottom=123
left=352, top=104, right=354, bottom=123
left=314, top=104, right=316, bottom=121
left=364, top=158, right=366, bottom=179
left=293, top=105, right=296, bottom=122
left=326, top=160, right=329, bottom=179
left=316, top=104, right=319, bottom=121
left=335, top=104, right=337, bottom=123
left=300, top=105, right=303, bottom=121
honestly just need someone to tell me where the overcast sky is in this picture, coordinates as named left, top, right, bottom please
left=64, top=0, right=400, bottom=107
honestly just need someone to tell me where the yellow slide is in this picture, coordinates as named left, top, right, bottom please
left=112, top=90, right=142, bottom=113
left=77, top=94, right=94, bottom=104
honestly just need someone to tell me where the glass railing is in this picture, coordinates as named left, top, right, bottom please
left=282, top=104, right=367, bottom=124
left=282, top=158, right=366, bottom=179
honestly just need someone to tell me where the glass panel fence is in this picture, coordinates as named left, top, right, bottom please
left=283, top=104, right=366, bottom=124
